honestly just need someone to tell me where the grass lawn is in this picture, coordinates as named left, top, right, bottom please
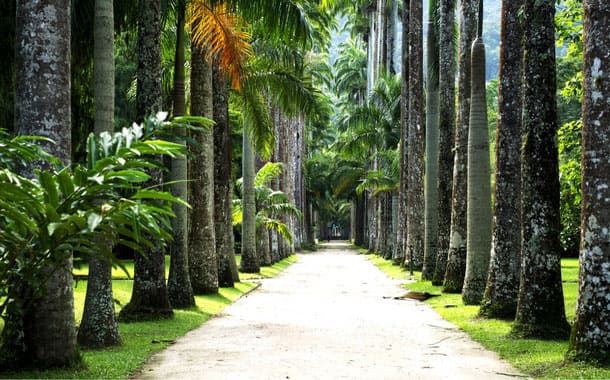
left=235, top=254, right=299, bottom=280
left=2, top=254, right=298, bottom=379
left=365, top=253, right=610, bottom=379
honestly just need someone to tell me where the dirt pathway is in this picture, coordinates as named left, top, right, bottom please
left=138, top=242, right=526, bottom=379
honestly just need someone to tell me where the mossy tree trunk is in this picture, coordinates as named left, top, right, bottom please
left=188, top=46, right=219, bottom=295
left=406, top=0, right=424, bottom=271
left=78, top=0, right=123, bottom=347
left=167, top=0, right=195, bottom=308
left=432, top=0, right=456, bottom=286
left=567, top=0, right=610, bottom=363
left=443, top=0, right=477, bottom=293
left=480, top=0, right=523, bottom=319
left=422, top=5, right=440, bottom=281
left=512, top=0, right=570, bottom=339
left=462, top=27, right=491, bottom=305
left=120, top=0, right=173, bottom=322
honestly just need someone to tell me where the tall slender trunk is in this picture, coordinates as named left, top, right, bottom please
left=188, top=47, right=218, bottom=295
left=443, top=0, right=477, bottom=293
left=480, top=0, right=523, bottom=319
left=240, top=129, right=260, bottom=272
left=120, top=0, right=172, bottom=322
left=394, top=0, right=410, bottom=263
left=213, top=64, right=239, bottom=286
left=568, top=0, right=610, bottom=362
left=78, top=0, right=122, bottom=347
left=432, top=0, right=456, bottom=286
left=462, top=32, right=491, bottom=305
left=167, top=0, right=195, bottom=308
left=512, top=0, right=570, bottom=339
left=422, top=7, right=440, bottom=280
left=406, top=0, right=424, bottom=271
left=257, top=227, right=272, bottom=267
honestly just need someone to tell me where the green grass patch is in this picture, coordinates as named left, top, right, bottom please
left=365, top=253, right=610, bottom=379
left=236, top=254, right=299, bottom=280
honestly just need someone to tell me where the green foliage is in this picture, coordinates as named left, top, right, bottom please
left=558, top=120, right=582, bottom=256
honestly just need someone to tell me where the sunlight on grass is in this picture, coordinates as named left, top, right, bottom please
left=365, top=253, right=610, bottom=379
left=236, top=254, right=299, bottom=280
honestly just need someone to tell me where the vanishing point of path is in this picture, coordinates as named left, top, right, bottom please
left=139, top=242, right=525, bottom=380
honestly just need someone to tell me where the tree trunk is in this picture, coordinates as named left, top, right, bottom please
left=567, top=0, right=610, bottom=362
left=355, top=193, right=366, bottom=247
left=512, top=0, right=570, bottom=339
left=78, top=0, right=122, bottom=347
left=432, top=0, right=456, bottom=286
left=462, top=35, right=491, bottom=305
left=120, top=0, right=172, bottom=322
left=4, top=0, right=78, bottom=368
left=480, top=0, right=523, bottom=319
left=240, top=129, right=260, bottom=272
left=167, top=0, right=195, bottom=308
left=188, top=46, right=218, bottom=295
left=394, top=0, right=410, bottom=263
left=257, top=227, right=272, bottom=267
left=422, top=9, right=440, bottom=281
left=443, top=0, right=477, bottom=293
left=406, top=0, right=424, bottom=271
left=213, top=64, right=239, bottom=287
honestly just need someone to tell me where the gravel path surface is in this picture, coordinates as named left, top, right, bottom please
left=138, top=242, right=526, bottom=380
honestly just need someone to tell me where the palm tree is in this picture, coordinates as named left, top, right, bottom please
left=568, top=0, right=610, bottom=362
left=422, top=0, right=440, bottom=281
left=406, top=0, right=424, bottom=271
left=462, top=1, right=491, bottom=305
left=119, top=0, right=173, bottom=321
left=480, top=0, right=523, bottom=319
left=432, top=0, right=455, bottom=286
left=9, top=0, right=78, bottom=367
left=443, top=0, right=477, bottom=293
left=78, top=0, right=122, bottom=347
left=512, top=0, right=570, bottom=339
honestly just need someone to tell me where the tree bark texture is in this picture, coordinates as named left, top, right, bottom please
left=394, top=0, right=410, bottom=263
left=406, top=0, right=424, bottom=271
left=167, top=2, right=196, bottom=308
left=120, top=0, right=172, bottom=322
left=213, top=64, right=239, bottom=286
left=188, top=47, right=218, bottom=294
left=423, top=17, right=440, bottom=281
left=257, top=227, right=272, bottom=267
left=462, top=37, right=491, bottom=305
left=480, top=0, right=523, bottom=319
left=567, top=0, right=610, bottom=363
left=443, top=0, right=477, bottom=293
left=8, top=0, right=78, bottom=368
left=512, top=0, right=570, bottom=339
left=432, top=0, right=456, bottom=286
left=78, top=0, right=122, bottom=346
left=240, top=129, right=260, bottom=272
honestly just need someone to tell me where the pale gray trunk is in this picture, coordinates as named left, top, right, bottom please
left=480, top=0, right=523, bottom=319
left=443, top=0, right=477, bottom=293
left=512, top=0, right=570, bottom=339
left=568, top=0, right=610, bottom=362
left=78, top=0, right=122, bottom=347
left=240, top=130, right=260, bottom=272
left=432, top=0, right=456, bottom=286
left=257, top=227, right=272, bottom=267
left=462, top=36, right=491, bottom=305
left=406, top=0, right=424, bottom=271
left=188, top=47, right=218, bottom=294
left=422, top=18, right=440, bottom=281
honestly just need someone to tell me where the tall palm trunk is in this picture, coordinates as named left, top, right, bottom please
left=512, top=0, right=570, bottom=339
left=189, top=46, right=219, bottom=295
left=568, top=0, right=610, bottom=362
left=213, top=64, right=240, bottom=286
left=120, top=0, right=173, bottom=322
left=394, top=0, right=409, bottom=263
left=443, top=0, right=477, bottom=293
left=462, top=10, right=491, bottom=304
left=167, top=0, right=196, bottom=308
left=78, top=0, right=122, bottom=347
left=7, top=0, right=78, bottom=367
left=406, top=0, right=424, bottom=271
left=480, top=0, right=523, bottom=318
left=422, top=3, right=440, bottom=280
left=240, top=129, right=260, bottom=273
left=432, top=0, right=456, bottom=286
